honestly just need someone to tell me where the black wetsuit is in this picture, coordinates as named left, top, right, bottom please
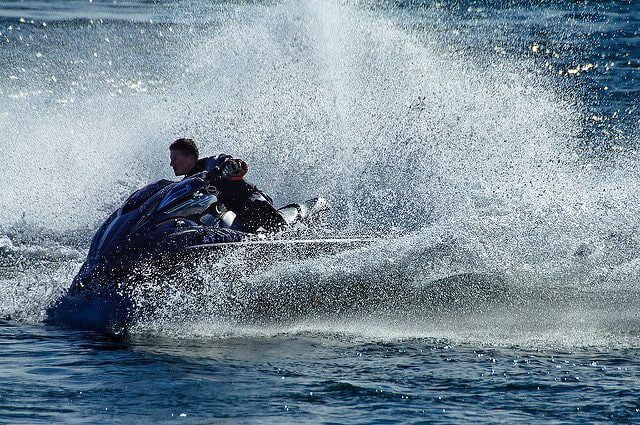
left=186, top=155, right=284, bottom=233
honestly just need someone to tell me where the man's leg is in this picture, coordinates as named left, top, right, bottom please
left=236, top=192, right=286, bottom=233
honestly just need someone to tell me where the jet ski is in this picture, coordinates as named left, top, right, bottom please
left=46, top=169, right=371, bottom=330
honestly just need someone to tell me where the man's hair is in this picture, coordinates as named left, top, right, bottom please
left=170, top=138, right=199, bottom=159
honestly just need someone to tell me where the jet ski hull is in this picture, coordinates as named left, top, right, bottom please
left=46, top=173, right=371, bottom=331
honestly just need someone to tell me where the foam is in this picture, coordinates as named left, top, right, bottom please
left=1, top=0, right=639, bottom=347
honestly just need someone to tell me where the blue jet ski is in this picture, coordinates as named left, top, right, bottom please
left=46, top=169, right=370, bottom=331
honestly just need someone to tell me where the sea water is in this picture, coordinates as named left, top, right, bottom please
left=1, top=0, right=639, bottom=423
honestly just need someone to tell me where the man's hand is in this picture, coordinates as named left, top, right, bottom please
left=220, top=158, right=248, bottom=180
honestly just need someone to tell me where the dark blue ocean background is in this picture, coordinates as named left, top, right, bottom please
left=1, top=0, right=639, bottom=423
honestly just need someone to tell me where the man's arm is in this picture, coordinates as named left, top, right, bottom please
left=203, top=154, right=248, bottom=181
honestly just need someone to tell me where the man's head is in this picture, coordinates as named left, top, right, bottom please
left=169, top=138, right=199, bottom=176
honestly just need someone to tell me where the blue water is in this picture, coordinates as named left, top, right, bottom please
left=2, top=321, right=640, bottom=423
left=1, top=0, right=640, bottom=423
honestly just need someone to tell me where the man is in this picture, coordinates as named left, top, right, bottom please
left=169, top=138, right=285, bottom=233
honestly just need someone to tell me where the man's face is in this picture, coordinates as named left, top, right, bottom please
left=170, top=149, right=197, bottom=176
